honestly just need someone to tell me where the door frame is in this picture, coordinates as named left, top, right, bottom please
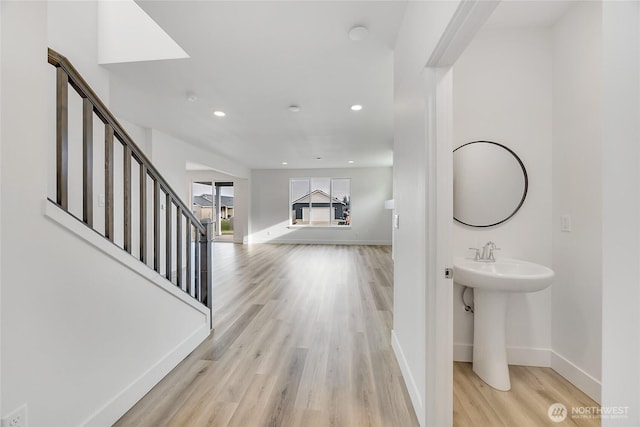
left=422, top=2, right=499, bottom=425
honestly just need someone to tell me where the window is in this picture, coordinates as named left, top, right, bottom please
left=290, top=178, right=351, bottom=227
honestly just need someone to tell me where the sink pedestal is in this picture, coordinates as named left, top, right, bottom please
left=454, top=257, right=555, bottom=391
left=472, top=289, right=511, bottom=391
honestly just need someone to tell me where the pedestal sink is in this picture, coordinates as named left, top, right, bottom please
left=453, top=257, right=554, bottom=391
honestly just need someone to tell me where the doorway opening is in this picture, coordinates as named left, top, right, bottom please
left=215, top=182, right=234, bottom=242
left=191, top=181, right=234, bottom=243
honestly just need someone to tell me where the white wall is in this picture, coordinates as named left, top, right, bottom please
left=148, top=130, right=190, bottom=201
left=1, top=2, right=210, bottom=426
left=149, top=129, right=250, bottom=201
left=452, top=28, right=553, bottom=366
left=118, top=117, right=151, bottom=154
left=552, top=1, right=602, bottom=401
left=249, top=167, right=392, bottom=245
left=392, top=2, right=460, bottom=425
left=601, top=1, right=640, bottom=424
left=48, top=1, right=110, bottom=104
left=0, top=1, right=3, bottom=419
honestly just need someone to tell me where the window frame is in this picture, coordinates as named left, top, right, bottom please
left=288, top=177, right=351, bottom=228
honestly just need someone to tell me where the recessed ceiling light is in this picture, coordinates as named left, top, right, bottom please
left=348, top=160, right=355, bottom=164
left=289, top=105, right=301, bottom=113
left=282, top=162, right=288, bottom=165
left=349, top=26, right=369, bottom=41
left=186, top=92, right=197, bottom=102
left=350, top=104, right=363, bottom=111
left=213, top=110, right=226, bottom=117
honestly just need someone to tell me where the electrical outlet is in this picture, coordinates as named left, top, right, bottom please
left=2, top=404, right=27, bottom=427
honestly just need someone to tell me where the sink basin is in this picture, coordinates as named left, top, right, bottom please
left=453, top=257, right=554, bottom=391
left=454, top=257, right=554, bottom=292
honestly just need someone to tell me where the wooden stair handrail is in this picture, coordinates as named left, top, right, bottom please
left=49, top=48, right=213, bottom=315
left=48, top=48, right=206, bottom=235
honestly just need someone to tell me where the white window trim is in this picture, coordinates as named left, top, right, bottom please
left=289, top=177, right=351, bottom=228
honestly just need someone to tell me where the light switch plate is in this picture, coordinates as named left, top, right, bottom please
left=560, top=214, right=572, bottom=232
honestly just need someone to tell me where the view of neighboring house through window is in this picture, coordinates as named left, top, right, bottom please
left=290, top=178, right=351, bottom=226
left=192, top=181, right=234, bottom=239
left=192, top=182, right=214, bottom=224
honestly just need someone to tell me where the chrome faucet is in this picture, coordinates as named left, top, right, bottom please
left=469, top=241, right=500, bottom=262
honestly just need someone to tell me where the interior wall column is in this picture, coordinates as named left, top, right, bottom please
left=215, top=183, right=221, bottom=236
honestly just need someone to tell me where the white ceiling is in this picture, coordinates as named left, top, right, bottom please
left=107, top=1, right=574, bottom=173
left=106, top=1, right=408, bottom=171
left=483, top=0, right=575, bottom=29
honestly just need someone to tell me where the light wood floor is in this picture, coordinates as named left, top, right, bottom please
left=114, top=244, right=418, bottom=427
left=454, top=362, right=600, bottom=427
left=114, top=243, right=600, bottom=427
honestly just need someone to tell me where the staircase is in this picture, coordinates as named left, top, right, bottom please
left=48, top=48, right=212, bottom=317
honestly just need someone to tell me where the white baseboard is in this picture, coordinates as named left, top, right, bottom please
left=80, top=324, right=211, bottom=426
left=249, top=238, right=392, bottom=245
left=453, top=343, right=473, bottom=362
left=453, top=343, right=601, bottom=403
left=551, top=351, right=601, bottom=404
left=391, top=330, right=424, bottom=427
left=508, top=346, right=551, bottom=367
left=453, top=343, right=550, bottom=366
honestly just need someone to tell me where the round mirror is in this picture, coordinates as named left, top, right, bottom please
left=453, top=141, right=528, bottom=227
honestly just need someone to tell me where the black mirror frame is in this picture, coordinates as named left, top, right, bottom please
left=453, top=140, right=529, bottom=228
